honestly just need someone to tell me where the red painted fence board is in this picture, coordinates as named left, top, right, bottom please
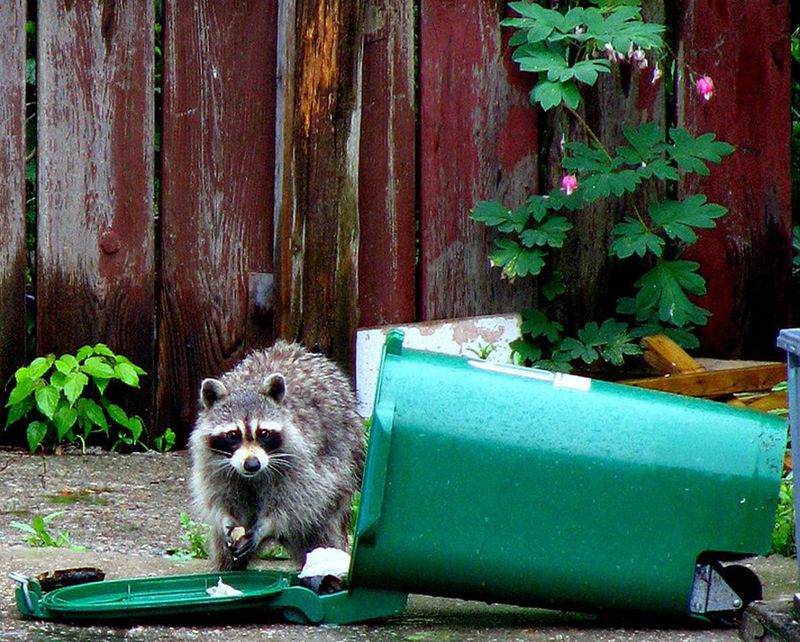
left=358, top=0, right=417, bottom=328
left=0, top=1, right=26, bottom=394
left=37, top=0, right=155, bottom=417
left=157, top=1, right=278, bottom=436
left=418, top=0, right=539, bottom=321
left=678, top=0, right=792, bottom=358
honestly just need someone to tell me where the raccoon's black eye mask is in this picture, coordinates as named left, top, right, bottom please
left=256, top=428, right=282, bottom=453
left=207, top=430, right=242, bottom=456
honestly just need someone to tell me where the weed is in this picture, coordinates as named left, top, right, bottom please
left=10, top=511, right=86, bottom=550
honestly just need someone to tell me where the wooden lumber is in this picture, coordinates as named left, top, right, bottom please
left=641, top=334, right=704, bottom=375
left=623, top=363, right=786, bottom=398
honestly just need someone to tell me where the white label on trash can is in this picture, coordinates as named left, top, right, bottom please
left=553, top=372, right=592, bottom=392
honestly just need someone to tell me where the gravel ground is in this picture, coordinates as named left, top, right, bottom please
left=0, top=449, right=795, bottom=641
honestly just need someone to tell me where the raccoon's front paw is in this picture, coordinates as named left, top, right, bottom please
left=226, top=525, right=256, bottom=562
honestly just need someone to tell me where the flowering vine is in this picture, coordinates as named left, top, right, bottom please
left=471, top=0, right=733, bottom=371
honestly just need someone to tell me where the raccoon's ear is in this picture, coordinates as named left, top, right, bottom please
left=260, top=373, right=286, bottom=403
left=200, top=378, right=228, bottom=409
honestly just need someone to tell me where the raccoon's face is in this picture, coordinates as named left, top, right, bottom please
left=198, top=373, right=292, bottom=478
left=206, top=419, right=283, bottom=477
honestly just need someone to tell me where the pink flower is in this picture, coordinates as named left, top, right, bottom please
left=696, top=75, right=714, bottom=101
left=561, top=174, right=578, bottom=196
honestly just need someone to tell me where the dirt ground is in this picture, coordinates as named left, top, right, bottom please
left=0, top=449, right=796, bottom=641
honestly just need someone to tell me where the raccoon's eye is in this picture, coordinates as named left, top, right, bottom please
left=226, top=429, right=240, bottom=441
left=256, top=428, right=282, bottom=452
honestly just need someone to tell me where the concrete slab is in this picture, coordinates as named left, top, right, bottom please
left=0, top=449, right=794, bottom=641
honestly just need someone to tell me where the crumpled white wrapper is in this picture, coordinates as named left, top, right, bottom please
left=297, top=547, right=351, bottom=580
left=206, top=577, right=244, bottom=597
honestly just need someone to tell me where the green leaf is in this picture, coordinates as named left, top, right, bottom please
left=10, top=521, right=38, bottom=536
left=94, top=378, right=111, bottom=395
left=510, top=338, right=543, bottom=365
left=114, top=362, right=140, bottom=388
left=77, top=398, right=108, bottom=432
left=618, top=121, right=665, bottom=164
left=560, top=336, right=599, bottom=365
left=636, top=158, right=679, bottom=181
left=520, top=309, right=563, bottom=342
left=541, top=271, right=567, bottom=301
left=610, top=217, right=664, bottom=258
left=27, top=355, right=55, bottom=380
left=81, top=357, right=115, bottom=379
left=127, top=416, right=144, bottom=441
left=93, top=343, right=115, bottom=358
left=7, top=378, right=35, bottom=407
left=35, top=385, right=61, bottom=420
left=516, top=44, right=567, bottom=74
left=633, top=260, right=711, bottom=327
left=530, top=79, right=580, bottom=111
left=667, top=128, right=735, bottom=176
left=648, top=196, right=727, bottom=244
left=520, top=216, right=572, bottom=248
left=27, top=421, right=49, bottom=452
left=105, top=403, right=130, bottom=428
left=55, top=404, right=78, bottom=440
left=63, top=371, right=89, bottom=406
left=49, top=371, right=67, bottom=391
left=489, top=240, right=547, bottom=279
left=54, top=354, right=79, bottom=374
left=471, top=200, right=529, bottom=233
left=6, top=397, right=35, bottom=427
left=563, top=142, right=612, bottom=173
left=75, top=345, right=94, bottom=362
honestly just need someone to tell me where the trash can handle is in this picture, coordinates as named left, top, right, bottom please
left=357, top=401, right=395, bottom=543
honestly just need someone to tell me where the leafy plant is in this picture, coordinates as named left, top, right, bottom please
left=771, top=474, right=795, bottom=557
left=166, top=512, right=291, bottom=561
left=166, top=512, right=210, bottom=560
left=4, top=343, right=148, bottom=453
left=10, top=511, right=86, bottom=550
left=154, top=427, right=177, bottom=452
left=472, top=0, right=734, bottom=371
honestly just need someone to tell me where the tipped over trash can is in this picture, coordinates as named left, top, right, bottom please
left=350, top=329, right=786, bottom=622
left=11, top=329, right=787, bottom=626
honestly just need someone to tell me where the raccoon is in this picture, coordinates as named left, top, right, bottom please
left=188, top=340, right=365, bottom=571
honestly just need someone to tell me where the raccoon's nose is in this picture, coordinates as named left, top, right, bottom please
left=243, top=456, right=261, bottom=474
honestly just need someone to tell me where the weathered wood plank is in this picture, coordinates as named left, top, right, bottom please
left=545, top=1, right=665, bottom=334
left=418, top=0, right=538, bottom=321
left=624, top=363, right=786, bottom=397
left=677, top=0, right=792, bottom=358
left=0, top=1, right=27, bottom=399
left=358, top=0, right=416, bottom=327
left=274, top=0, right=363, bottom=368
left=641, top=334, right=704, bottom=375
left=37, top=1, right=155, bottom=419
left=158, top=1, right=277, bottom=438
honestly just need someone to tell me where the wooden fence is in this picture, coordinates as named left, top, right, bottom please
left=0, top=0, right=792, bottom=442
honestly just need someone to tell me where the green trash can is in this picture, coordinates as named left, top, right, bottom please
left=350, top=329, right=786, bottom=621
left=10, top=329, right=786, bottom=625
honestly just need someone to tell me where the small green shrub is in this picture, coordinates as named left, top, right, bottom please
left=4, top=343, right=147, bottom=452
left=771, top=474, right=795, bottom=557
left=10, top=511, right=86, bottom=550
left=166, top=512, right=210, bottom=560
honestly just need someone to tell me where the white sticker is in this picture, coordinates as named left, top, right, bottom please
left=553, top=372, right=592, bottom=392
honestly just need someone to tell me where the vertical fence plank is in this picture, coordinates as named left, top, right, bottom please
left=0, top=1, right=26, bottom=403
left=274, top=0, right=363, bottom=366
left=418, top=0, right=538, bottom=321
left=37, top=1, right=155, bottom=417
left=158, top=1, right=277, bottom=438
left=358, top=0, right=416, bottom=328
left=546, top=2, right=665, bottom=333
left=678, top=0, right=791, bottom=358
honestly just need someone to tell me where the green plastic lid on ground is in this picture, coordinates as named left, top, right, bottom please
left=11, top=569, right=407, bottom=625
